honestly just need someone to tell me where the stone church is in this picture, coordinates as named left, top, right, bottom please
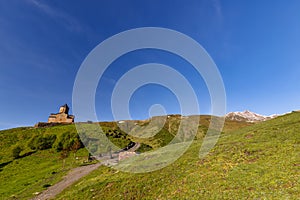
left=48, top=104, right=75, bottom=123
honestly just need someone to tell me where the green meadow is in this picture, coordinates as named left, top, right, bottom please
left=0, top=113, right=299, bottom=199
left=57, top=113, right=299, bottom=199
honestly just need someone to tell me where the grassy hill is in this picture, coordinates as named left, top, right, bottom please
left=0, top=125, right=84, bottom=199
left=0, top=123, right=137, bottom=199
left=54, top=112, right=299, bottom=199
left=0, top=115, right=266, bottom=199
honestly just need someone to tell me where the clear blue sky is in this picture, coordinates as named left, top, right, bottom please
left=1, top=0, right=300, bottom=130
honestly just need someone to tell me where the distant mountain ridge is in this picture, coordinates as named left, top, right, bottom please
left=226, top=110, right=278, bottom=122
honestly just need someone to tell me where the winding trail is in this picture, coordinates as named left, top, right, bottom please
left=128, top=142, right=140, bottom=152
left=32, top=162, right=102, bottom=200
left=32, top=143, right=140, bottom=200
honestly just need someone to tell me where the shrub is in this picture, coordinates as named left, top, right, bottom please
left=42, top=184, right=51, bottom=188
left=28, top=134, right=56, bottom=150
left=137, top=143, right=153, bottom=153
left=53, top=131, right=83, bottom=152
left=11, top=145, right=22, bottom=159
left=37, top=134, right=56, bottom=150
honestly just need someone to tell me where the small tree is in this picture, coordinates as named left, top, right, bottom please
left=60, top=150, right=69, bottom=169
left=12, top=145, right=22, bottom=159
left=70, top=138, right=82, bottom=159
left=53, top=132, right=71, bottom=152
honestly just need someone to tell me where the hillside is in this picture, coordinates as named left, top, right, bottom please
left=0, top=115, right=252, bottom=199
left=55, top=112, right=299, bottom=199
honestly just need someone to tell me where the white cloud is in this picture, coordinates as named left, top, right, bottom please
left=26, top=0, right=84, bottom=33
left=212, top=0, right=223, bottom=21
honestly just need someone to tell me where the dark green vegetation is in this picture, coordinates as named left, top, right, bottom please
left=1, top=113, right=298, bottom=199
left=0, top=123, right=138, bottom=199
left=56, top=113, right=299, bottom=199
left=0, top=125, right=82, bottom=199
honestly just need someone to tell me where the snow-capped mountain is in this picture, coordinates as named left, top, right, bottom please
left=226, top=110, right=278, bottom=122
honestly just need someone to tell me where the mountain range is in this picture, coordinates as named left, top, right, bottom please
left=225, top=110, right=279, bottom=122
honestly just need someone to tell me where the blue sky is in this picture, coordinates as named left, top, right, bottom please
left=0, top=0, right=300, bottom=130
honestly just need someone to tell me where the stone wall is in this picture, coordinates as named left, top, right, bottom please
left=48, top=113, right=74, bottom=123
left=118, top=151, right=137, bottom=161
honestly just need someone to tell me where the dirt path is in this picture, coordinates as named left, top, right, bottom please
left=128, top=142, right=140, bottom=152
left=32, top=143, right=140, bottom=200
left=32, top=162, right=102, bottom=200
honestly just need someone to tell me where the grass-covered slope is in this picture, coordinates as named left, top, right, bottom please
left=0, top=125, right=86, bottom=199
left=0, top=115, right=259, bottom=199
left=56, top=112, right=299, bottom=199
left=0, top=123, right=136, bottom=199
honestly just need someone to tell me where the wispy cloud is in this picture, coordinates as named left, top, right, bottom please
left=23, top=0, right=98, bottom=67
left=26, top=0, right=84, bottom=33
left=212, top=0, right=223, bottom=22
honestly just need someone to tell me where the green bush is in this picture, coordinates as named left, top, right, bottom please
left=137, top=143, right=153, bottom=153
left=52, top=131, right=82, bottom=152
left=42, top=184, right=51, bottom=188
left=11, top=145, right=22, bottom=159
left=28, top=134, right=56, bottom=150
